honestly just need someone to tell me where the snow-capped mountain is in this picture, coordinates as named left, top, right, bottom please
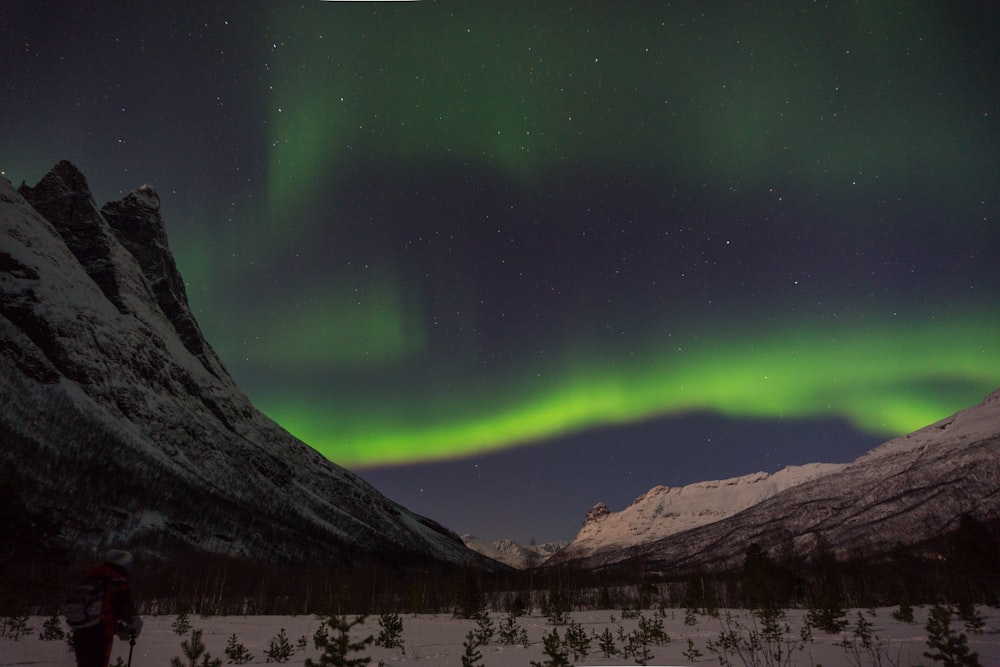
left=461, top=535, right=567, bottom=569
left=547, top=389, right=1000, bottom=572
left=549, top=463, right=845, bottom=565
left=0, top=162, right=495, bottom=569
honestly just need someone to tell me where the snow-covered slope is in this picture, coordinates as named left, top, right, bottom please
left=461, top=535, right=567, bottom=569
left=549, top=463, right=844, bottom=565
left=0, top=162, right=495, bottom=569
left=550, top=389, right=1000, bottom=572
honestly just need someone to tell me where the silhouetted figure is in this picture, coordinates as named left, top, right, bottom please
left=70, top=550, right=142, bottom=667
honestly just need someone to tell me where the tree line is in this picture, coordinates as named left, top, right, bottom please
left=2, top=476, right=997, bottom=617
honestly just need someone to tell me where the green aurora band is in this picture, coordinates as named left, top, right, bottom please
left=262, top=311, right=1000, bottom=467
left=239, top=4, right=1000, bottom=468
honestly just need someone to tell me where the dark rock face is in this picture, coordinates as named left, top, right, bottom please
left=1, top=162, right=494, bottom=570
left=101, top=186, right=226, bottom=379
left=584, top=502, right=611, bottom=525
left=18, top=161, right=132, bottom=314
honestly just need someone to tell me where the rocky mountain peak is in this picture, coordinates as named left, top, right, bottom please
left=17, top=160, right=138, bottom=314
left=584, top=502, right=611, bottom=524
left=2, top=162, right=494, bottom=569
left=19, top=159, right=92, bottom=203
left=101, top=183, right=226, bottom=379
left=14, top=162, right=226, bottom=380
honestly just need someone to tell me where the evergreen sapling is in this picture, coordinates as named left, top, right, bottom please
left=224, top=633, right=254, bottom=664
left=375, top=612, right=404, bottom=649
left=265, top=628, right=294, bottom=663
left=305, top=614, right=373, bottom=667
left=460, top=631, right=484, bottom=667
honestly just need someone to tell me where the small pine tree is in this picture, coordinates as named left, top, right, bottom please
left=224, top=633, right=254, bottom=664
left=892, top=600, right=915, bottom=623
left=564, top=620, right=591, bottom=661
left=956, top=601, right=985, bottom=634
left=806, top=597, right=848, bottom=633
left=473, top=610, right=495, bottom=645
left=923, top=604, right=981, bottom=667
left=375, top=612, right=404, bottom=649
left=39, top=615, right=65, bottom=641
left=530, top=628, right=570, bottom=667
left=265, top=628, right=294, bottom=663
left=627, top=630, right=654, bottom=666
left=4, top=616, right=32, bottom=640
left=172, top=612, right=193, bottom=635
left=852, top=610, right=875, bottom=649
left=171, top=629, right=222, bottom=667
left=498, top=611, right=527, bottom=645
left=305, top=614, right=373, bottom=667
left=637, top=613, right=670, bottom=645
left=597, top=627, right=617, bottom=658
left=460, top=631, right=484, bottom=667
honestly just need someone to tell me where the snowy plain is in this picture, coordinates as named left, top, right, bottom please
left=3, top=607, right=998, bottom=667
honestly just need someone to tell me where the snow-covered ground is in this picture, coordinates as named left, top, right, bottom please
left=3, top=607, right=998, bottom=666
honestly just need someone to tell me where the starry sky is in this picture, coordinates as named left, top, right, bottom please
left=3, top=2, right=998, bottom=544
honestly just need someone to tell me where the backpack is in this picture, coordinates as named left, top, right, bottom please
left=64, top=577, right=107, bottom=629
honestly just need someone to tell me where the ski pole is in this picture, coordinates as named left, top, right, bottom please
left=126, top=634, right=136, bottom=667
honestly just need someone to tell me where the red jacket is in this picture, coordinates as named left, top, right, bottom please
left=87, top=563, right=134, bottom=636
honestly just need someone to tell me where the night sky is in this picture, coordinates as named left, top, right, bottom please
left=3, top=2, right=998, bottom=544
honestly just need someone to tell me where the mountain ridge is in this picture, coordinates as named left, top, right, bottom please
left=546, top=388, right=1000, bottom=573
left=550, top=462, right=846, bottom=565
left=460, top=534, right=567, bottom=569
left=1, top=162, right=497, bottom=570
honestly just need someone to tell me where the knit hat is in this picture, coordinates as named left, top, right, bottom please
left=106, top=549, right=133, bottom=571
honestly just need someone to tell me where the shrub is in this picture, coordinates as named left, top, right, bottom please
left=170, top=628, right=221, bottom=667
left=530, top=628, right=570, bottom=667
left=374, top=612, right=404, bottom=649
left=39, top=615, right=65, bottom=641
left=3, top=616, right=33, bottom=640
left=892, top=600, right=915, bottom=623
left=460, top=631, right=484, bottom=667
left=923, top=604, right=981, bottom=667
left=265, top=628, right=294, bottom=663
left=172, top=612, right=193, bottom=636
left=305, top=614, right=373, bottom=667
left=224, top=633, right=254, bottom=664
left=806, top=597, right=848, bottom=634
left=498, top=611, right=528, bottom=646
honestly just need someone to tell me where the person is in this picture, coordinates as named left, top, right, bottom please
left=73, top=549, right=142, bottom=667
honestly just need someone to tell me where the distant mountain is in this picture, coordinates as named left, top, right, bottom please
left=546, top=389, right=1000, bottom=573
left=461, top=535, right=567, bottom=569
left=0, top=161, right=497, bottom=570
left=548, top=463, right=845, bottom=566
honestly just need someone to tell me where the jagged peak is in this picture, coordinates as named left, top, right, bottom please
left=126, top=184, right=161, bottom=211
left=103, top=185, right=169, bottom=246
left=18, top=160, right=94, bottom=206
left=584, top=502, right=611, bottom=524
left=44, top=159, right=90, bottom=191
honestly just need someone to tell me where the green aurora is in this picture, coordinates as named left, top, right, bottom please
left=217, top=3, right=1000, bottom=468
left=261, top=309, right=999, bottom=467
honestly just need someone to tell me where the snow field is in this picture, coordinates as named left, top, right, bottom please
left=3, top=607, right=998, bottom=667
